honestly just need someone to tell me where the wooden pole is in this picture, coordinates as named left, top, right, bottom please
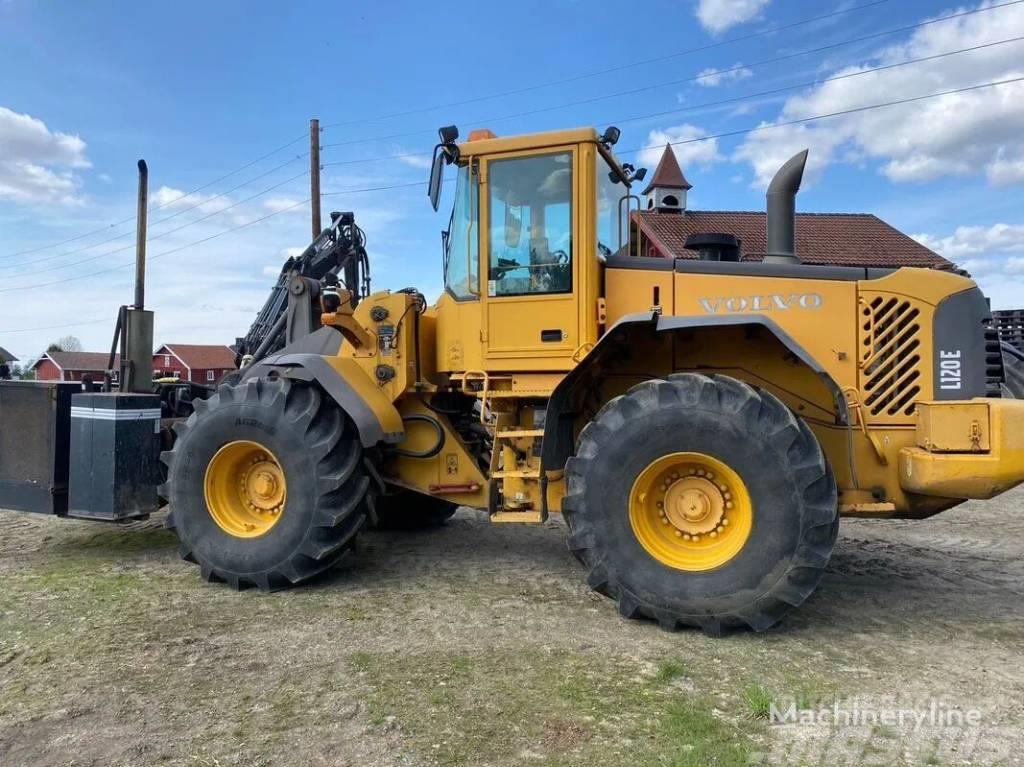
left=310, top=118, right=321, bottom=239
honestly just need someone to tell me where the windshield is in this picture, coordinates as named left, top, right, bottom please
left=597, top=153, right=629, bottom=259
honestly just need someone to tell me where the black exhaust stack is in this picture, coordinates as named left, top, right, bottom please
left=764, top=149, right=808, bottom=265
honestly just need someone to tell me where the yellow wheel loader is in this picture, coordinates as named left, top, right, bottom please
left=6, top=128, right=1024, bottom=633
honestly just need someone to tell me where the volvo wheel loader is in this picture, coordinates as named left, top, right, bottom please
left=5, top=126, right=1024, bottom=634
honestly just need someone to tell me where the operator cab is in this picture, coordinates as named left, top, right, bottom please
left=429, top=125, right=643, bottom=372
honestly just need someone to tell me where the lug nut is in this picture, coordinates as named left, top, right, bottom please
left=674, top=530, right=682, bottom=537
left=721, top=518, right=730, bottom=527
left=710, top=531, right=718, bottom=538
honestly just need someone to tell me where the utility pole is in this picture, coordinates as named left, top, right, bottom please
left=310, top=118, right=321, bottom=239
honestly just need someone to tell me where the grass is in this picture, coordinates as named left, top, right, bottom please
left=743, top=684, right=774, bottom=720
left=347, top=649, right=762, bottom=767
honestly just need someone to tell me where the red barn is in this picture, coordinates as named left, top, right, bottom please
left=33, top=351, right=117, bottom=382
left=153, top=344, right=237, bottom=385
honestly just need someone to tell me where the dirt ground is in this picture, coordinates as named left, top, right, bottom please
left=1, top=489, right=1023, bottom=767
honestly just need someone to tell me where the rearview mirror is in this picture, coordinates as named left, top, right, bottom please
left=504, top=205, right=522, bottom=248
left=428, top=147, right=445, bottom=211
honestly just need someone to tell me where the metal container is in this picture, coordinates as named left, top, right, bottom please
left=68, top=393, right=162, bottom=521
left=0, top=381, right=78, bottom=514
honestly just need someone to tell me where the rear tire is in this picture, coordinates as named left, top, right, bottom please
left=373, top=489, right=458, bottom=530
left=162, top=378, right=371, bottom=590
left=1000, top=342, right=1024, bottom=398
left=563, top=373, right=838, bottom=634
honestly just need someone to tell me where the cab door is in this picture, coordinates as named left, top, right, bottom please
left=480, top=146, right=580, bottom=368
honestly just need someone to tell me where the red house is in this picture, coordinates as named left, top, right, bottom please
left=33, top=351, right=117, bottom=382
left=153, top=344, right=237, bottom=385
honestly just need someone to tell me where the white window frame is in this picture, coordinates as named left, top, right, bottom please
left=207, top=370, right=215, bottom=382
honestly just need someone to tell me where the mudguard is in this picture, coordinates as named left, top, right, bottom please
left=241, top=327, right=404, bottom=447
left=542, top=311, right=846, bottom=470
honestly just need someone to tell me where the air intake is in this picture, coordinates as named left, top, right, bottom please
left=862, top=297, right=923, bottom=418
left=683, top=233, right=741, bottom=262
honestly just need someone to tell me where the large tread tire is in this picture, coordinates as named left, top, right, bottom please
left=1000, top=342, right=1024, bottom=398
left=563, top=373, right=838, bottom=635
left=161, top=378, right=370, bottom=591
left=372, top=490, right=458, bottom=530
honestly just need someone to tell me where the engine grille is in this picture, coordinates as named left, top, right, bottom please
left=861, top=297, right=922, bottom=418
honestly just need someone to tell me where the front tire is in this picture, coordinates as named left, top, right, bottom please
left=563, top=373, right=838, bottom=634
left=162, top=378, right=371, bottom=590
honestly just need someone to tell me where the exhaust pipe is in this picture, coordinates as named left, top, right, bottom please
left=764, top=149, right=808, bottom=265
left=134, top=160, right=148, bottom=310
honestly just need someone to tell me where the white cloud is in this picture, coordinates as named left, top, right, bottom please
left=0, top=106, right=90, bottom=205
left=152, top=186, right=214, bottom=211
left=695, top=63, right=753, bottom=87
left=395, top=150, right=433, bottom=170
left=639, top=125, right=722, bottom=171
left=735, top=1, right=1024, bottom=188
left=913, top=223, right=1024, bottom=260
left=696, top=0, right=770, bottom=34
left=912, top=222, right=1024, bottom=309
left=262, top=196, right=305, bottom=214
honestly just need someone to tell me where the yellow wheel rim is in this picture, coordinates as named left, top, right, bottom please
left=204, top=440, right=287, bottom=538
left=629, top=452, right=753, bottom=571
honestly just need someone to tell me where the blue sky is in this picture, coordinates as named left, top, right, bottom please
left=1, top=0, right=1023, bottom=361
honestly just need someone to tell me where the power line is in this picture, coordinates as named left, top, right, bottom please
left=320, top=0, right=898, bottom=131
left=1, top=68, right=1017, bottom=334
left=0, top=318, right=112, bottom=335
left=607, top=35, right=1024, bottom=132
left=1, top=134, right=307, bottom=260
left=321, top=33, right=1024, bottom=170
left=6, top=74, right=1022, bottom=302
left=319, top=0, right=1021, bottom=151
left=0, top=179, right=442, bottom=296
left=0, top=154, right=309, bottom=269
left=613, top=75, right=1024, bottom=160
left=2, top=169, right=311, bottom=280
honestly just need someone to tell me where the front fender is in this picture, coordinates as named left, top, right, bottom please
left=245, top=353, right=404, bottom=448
left=542, top=311, right=846, bottom=470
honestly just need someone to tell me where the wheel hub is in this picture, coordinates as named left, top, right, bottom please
left=629, top=452, right=752, bottom=571
left=204, top=441, right=287, bottom=538
left=662, top=473, right=729, bottom=536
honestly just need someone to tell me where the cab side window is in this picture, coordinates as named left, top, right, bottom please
left=488, top=152, right=572, bottom=297
left=444, top=164, right=479, bottom=300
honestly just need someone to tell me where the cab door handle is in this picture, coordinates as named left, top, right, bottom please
left=541, top=329, right=564, bottom=342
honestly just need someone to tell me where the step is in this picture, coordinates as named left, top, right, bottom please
left=491, top=469, right=542, bottom=480
left=490, top=510, right=547, bottom=524
left=495, top=429, right=544, bottom=439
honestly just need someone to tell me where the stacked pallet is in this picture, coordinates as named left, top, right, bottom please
left=993, top=310, right=1024, bottom=352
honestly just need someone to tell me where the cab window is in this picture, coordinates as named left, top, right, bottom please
left=444, top=163, right=479, bottom=300
left=597, top=153, right=629, bottom=259
left=488, top=152, right=572, bottom=297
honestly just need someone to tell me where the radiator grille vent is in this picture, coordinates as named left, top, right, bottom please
left=862, top=297, right=922, bottom=417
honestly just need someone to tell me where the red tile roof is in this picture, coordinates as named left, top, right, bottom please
left=158, top=344, right=237, bottom=371
left=641, top=145, right=692, bottom=195
left=635, top=210, right=951, bottom=269
left=35, top=351, right=117, bottom=372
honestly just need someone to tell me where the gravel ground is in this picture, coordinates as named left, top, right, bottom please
left=1, top=490, right=1023, bottom=766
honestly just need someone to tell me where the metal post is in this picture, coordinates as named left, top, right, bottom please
left=134, top=160, right=148, bottom=309
left=310, top=118, right=321, bottom=239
